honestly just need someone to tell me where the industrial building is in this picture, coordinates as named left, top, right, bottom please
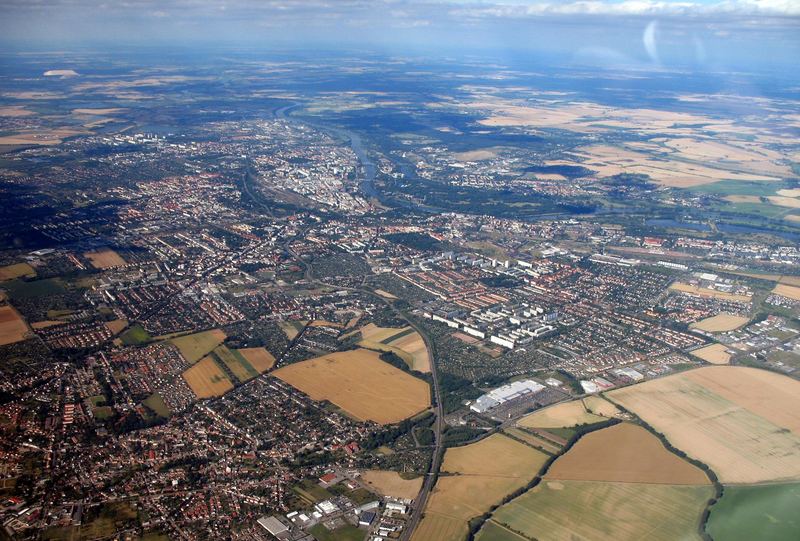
left=470, top=379, right=545, bottom=413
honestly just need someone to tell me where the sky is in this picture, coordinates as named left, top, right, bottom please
left=1, top=1, right=798, bottom=73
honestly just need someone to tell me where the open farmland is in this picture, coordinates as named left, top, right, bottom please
left=360, top=470, right=423, bottom=500
left=706, top=482, right=800, bottom=541
left=582, top=395, right=621, bottom=417
left=237, top=347, right=275, bottom=373
left=545, top=423, right=710, bottom=485
left=478, top=480, right=712, bottom=541
left=273, top=349, right=430, bottom=424
left=773, top=283, right=800, bottom=301
left=169, top=329, right=226, bottom=363
left=412, top=434, right=548, bottom=541
left=690, top=313, right=749, bottom=332
left=517, top=399, right=605, bottom=429
left=690, top=343, right=731, bottom=364
left=83, top=249, right=126, bottom=269
left=670, top=282, right=752, bottom=302
left=356, top=324, right=430, bottom=372
left=0, top=263, right=36, bottom=281
left=182, top=356, right=234, bottom=399
left=212, top=345, right=259, bottom=383
left=0, top=305, right=30, bottom=346
left=279, top=320, right=307, bottom=339
left=608, top=366, right=800, bottom=483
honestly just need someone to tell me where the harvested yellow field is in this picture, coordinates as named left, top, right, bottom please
left=773, top=283, right=800, bottom=301
left=724, top=195, right=762, bottom=203
left=412, top=434, right=548, bottom=541
left=777, top=189, right=800, bottom=198
left=30, top=320, right=64, bottom=329
left=0, top=106, right=33, bottom=117
left=357, top=323, right=406, bottom=342
left=518, top=399, right=605, bottom=429
left=767, top=196, right=800, bottom=208
left=608, top=366, right=800, bottom=483
left=72, top=108, right=126, bottom=115
left=307, top=320, right=343, bottom=328
left=170, top=329, right=227, bottom=363
left=237, top=347, right=275, bottom=373
left=480, top=480, right=712, bottom=541
left=83, top=249, right=126, bottom=269
left=373, top=289, right=397, bottom=299
left=105, top=319, right=128, bottom=335
left=182, top=356, right=234, bottom=399
left=670, top=282, right=751, bottom=302
left=357, top=324, right=430, bottom=372
left=453, top=149, right=498, bottom=161
left=546, top=423, right=710, bottom=485
left=279, top=320, right=307, bottom=339
left=582, top=395, right=621, bottom=417
left=0, top=305, right=30, bottom=346
left=360, top=470, right=423, bottom=500
left=273, top=349, right=430, bottom=424
left=690, top=313, right=749, bottom=332
left=690, top=343, right=731, bottom=364
left=0, top=263, right=36, bottom=281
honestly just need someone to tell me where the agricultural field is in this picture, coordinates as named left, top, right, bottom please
left=517, top=399, right=605, bottom=429
left=142, top=393, right=170, bottom=418
left=690, top=313, right=749, bottom=332
left=356, top=323, right=430, bottom=372
left=0, top=263, right=36, bottom=281
left=237, top=347, right=275, bottom=373
left=360, top=470, right=422, bottom=500
left=279, top=319, right=307, bottom=339
left=608, top=366, right=800, bottom=483
left=545, top=423, right=710, bottom=485
left=182, top=356, right=234, bottom=399
left=690, top=343, right=731, bottom=364
left=170, top=329, right=226, bottom=363
left=0, top=305, right=30, bottom=346
left=412, top=433, right=548, bottom=541
left=83, top=249, right=126, bottom=269
left=706, top=482, right=800, bottom=541
left=212, top=345, right=259, bottom=383
left=273, top=348, right=430, bottom=424
left=478, top=480, right=712, bottom=541
left=120, top=324, right=151, bottom=345
left=773, top=283, right=800, bottom=301
left=1, top=278, right=65, bottom=300
left=669, top=282, right=752, bottom=302
left=582, top=395, right=621, bottom=417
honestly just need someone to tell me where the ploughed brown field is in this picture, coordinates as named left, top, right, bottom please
left=0, top=305, right=30, bottom=346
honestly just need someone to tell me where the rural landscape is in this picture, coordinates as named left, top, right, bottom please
left=0, top=1, right=799, bottom=540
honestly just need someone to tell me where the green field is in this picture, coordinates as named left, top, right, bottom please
left=120, top=324, right=151, bottom=345
left=2, top=278, right=65, bottom=299
left=706, top=483, right=800, bottom=541
left=477, top=480, right=712, bottom=541
left=212, top=345, right=259, bottom=382
left=170, top=329, right=226, bottom=363
left=292, top=480, right=334, bottom=504
left=142, top=392, right=170, bottom=418
left=688, top=180, right=782, bottom=197
left=309, top=524, right=364, bottom=541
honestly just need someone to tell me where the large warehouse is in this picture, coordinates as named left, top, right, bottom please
left=470, top=379, right=545, bottom=413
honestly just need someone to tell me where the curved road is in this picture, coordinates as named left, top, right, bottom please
left=249, top=104, right=445, bottom=539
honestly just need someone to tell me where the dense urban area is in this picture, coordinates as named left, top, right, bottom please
left=0, top=51, right=799, bottom=541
